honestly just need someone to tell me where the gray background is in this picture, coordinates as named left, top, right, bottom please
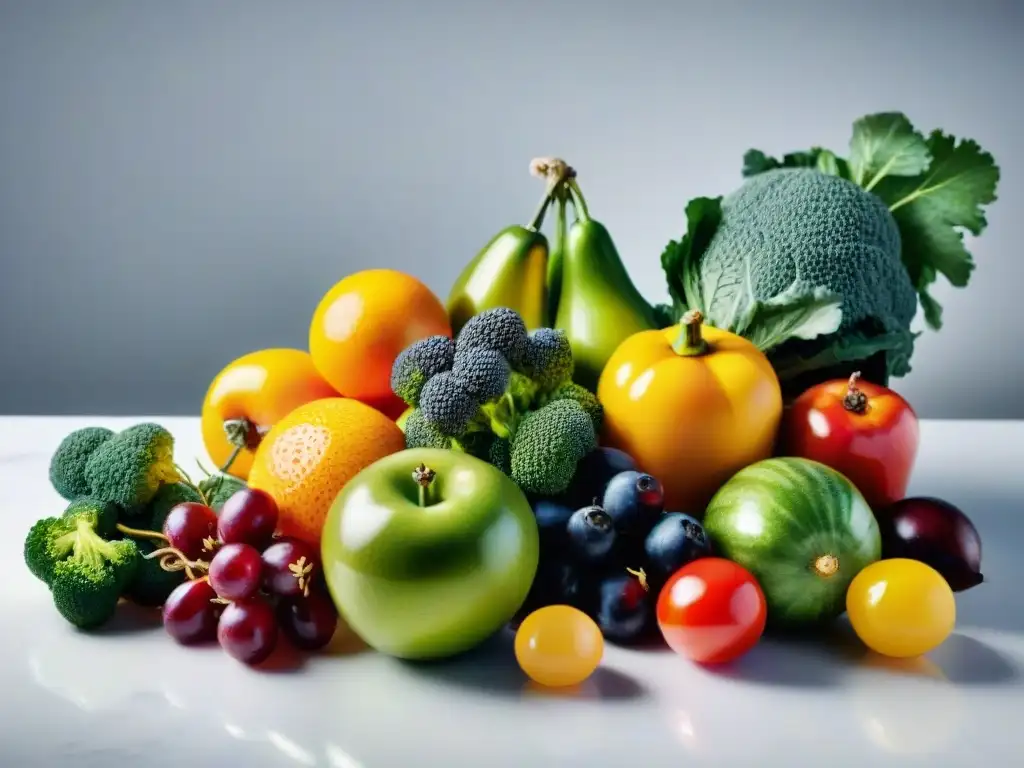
left=0, top=0, right=1020, bottom=419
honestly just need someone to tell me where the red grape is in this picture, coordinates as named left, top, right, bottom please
left=277, top=592, right=339, bottom=651
left=163, top=579, right=221, bottom=645
left=218, top=597, right=278, bottom=665
left=209, top=543, right=263, bottom=601
left=262, top=539, right=319, bottom=598
left=162, top=502, right=219, bottom=561
left=217, top=488, right=279, bottom=550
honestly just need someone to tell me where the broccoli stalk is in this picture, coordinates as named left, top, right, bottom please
left=393, top=307, right=602, bottom=495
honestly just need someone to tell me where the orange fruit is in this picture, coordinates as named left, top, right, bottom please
left=200, top=348, right=340, bottom=480
left=247, top=397, right=406, bottom=546
left=308, top=269, right=452, bottom=404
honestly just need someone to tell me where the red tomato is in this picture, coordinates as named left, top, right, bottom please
left=656, top=558, right=767, bottom=664
left=779, top=372, right=919, bottom=511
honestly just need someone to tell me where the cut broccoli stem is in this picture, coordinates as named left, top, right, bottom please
left=412, top=463, right=438, bottom=507
left=57, top=519, right=124, bottom=572
left=672, top=309, right=710, bottom=357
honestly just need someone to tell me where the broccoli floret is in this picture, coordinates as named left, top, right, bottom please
left=700, top=168, right=919, bottom=388
left=84, top=422, right=180, bottom=507
left=48, top=427, right=115, bottom=500
left=519, top=328, right=574, bottom=392
left=122, top=538, right=186, bottom=607
left=455, top=307, right=529, bottom=365
left=452, top=348, right=511, bottom=401
left=419, top=372, right=479, bottom=437
left=403, top=408, right=454, bottom=450
left=390, top=335, right=457, bottom=406
left=24, top=499, right=141, bottom=629
left=145, top=481, right=204, bottom=531
left=510, top=399, right=597, bottom=495
left=544, top=382, right=603, bottom=431
left=487, top=435, right=512, bottom=475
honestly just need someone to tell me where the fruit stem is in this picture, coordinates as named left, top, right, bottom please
left=672, top=309, right=709, bottom=357
left=566, top=178, right=590, bottom=222
left=144, top=545, right=211, bottom=580
left=813, top=554, right=840, bottom=578
left=626, top=567, right=650, bottom=592
left=413, top=463, right=438, bottom=507
left=115, top=523, right=168, bottom=544
left=842, top=372, right=869, bottom=414
left=528, top=157, right=576, bottom=230
left=174, top=463, right=211, bottom=507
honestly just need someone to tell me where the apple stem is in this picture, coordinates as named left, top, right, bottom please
left=842, top=372, right=869, bottom=414
left=413, top=463, right=438, bottom=507
left=221, top=418, right=269, bottom=472
left=672, top=309, right=709, bottom=357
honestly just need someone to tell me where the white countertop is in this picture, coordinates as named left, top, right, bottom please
left=1, top=416, right=1022, bottom=767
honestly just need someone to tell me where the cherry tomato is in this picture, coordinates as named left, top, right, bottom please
left=779, top=372, right=919, bottom=511
left=514, top=605, right=604, bottom=687
left=846, top=558, right=956, bottom=658
left=656, top=558, right=766, bottom=664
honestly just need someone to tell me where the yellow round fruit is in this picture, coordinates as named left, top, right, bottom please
left=247, top=397, right=406, bottom=546
left=846, top=558, right=956, bottom=659
left=514, top=605, right=604, bottom=687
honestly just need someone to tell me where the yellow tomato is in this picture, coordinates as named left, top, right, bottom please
left=597, top=310, right=782, bottom=513
left=514, top=605, right=604, bottom=687
left=846, top=559, right=956, bottom=658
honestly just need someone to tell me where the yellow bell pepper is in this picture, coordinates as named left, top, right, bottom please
left=596, top=310, right=783, bottom=514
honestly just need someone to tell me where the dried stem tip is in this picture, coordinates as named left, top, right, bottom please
left=842, top=372, right=869, bottom=414
left=412, top=463, right=436, bottom=488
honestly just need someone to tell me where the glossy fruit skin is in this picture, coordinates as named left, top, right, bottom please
left=846, top=558, right=956, bottom=658
left=657, top=557, right=767, bottom=664
left=309, top=269, right=452, bottom=404
left=217, top=488, right=279, bottom=550
left=448, top=226, right=549, bottom=334
left=602, top=471, right=665, bottom=537
left=644, top=512, right=712, bottom=582
left=209, top=543, right=264, bottom=601
left=321, top=448, right=540, bottom=660
left=566, top=506, right=617, bottom=563
left=514, top=605, right=604, bottom=687
left=531, top=498, right=576, bottom=552
left=596, top=571, right=655, bottom=645
left=200, top=348, right=339, bottom=480
left=702, top=457, right=881, bottom=628
left=779, top=375, right=919, bottom=511
left=597, top=319, right=782, bottom=513
left=876, top=497, right=983, bottom=592
left=277, top=592, right=339, bottom=651
left=162, top=503, right=220, bottom=562
left=247, top=397, right=407, bottom=547
left=262, top=538, right=320, bottom=598
left=555, top=218, right=660, bottom=391
left=162, top=579, right=220, bottom=645
left=515, top=560, right=595, bottom=623
left=217, top=597, right=279, bottom=666
left=560, top=447, right=638, bottom=509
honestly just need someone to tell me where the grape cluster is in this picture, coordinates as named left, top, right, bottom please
left=159, top=488, right=337, bottom=666
left=516, top=447, right=713, bottom=645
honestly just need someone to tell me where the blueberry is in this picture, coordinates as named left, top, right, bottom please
left=531, top=497, right=575, bottom=551
left=566, top=505, right=617, bottom=563
left=602, top=471, right=665, bottom=537
left=561, top=447, right=638, bottom=509
left=595, top=570, right=655, bottom=645
left=512, top=560, right=595, bottom=626
left=644, top=512, right=711, bottom=581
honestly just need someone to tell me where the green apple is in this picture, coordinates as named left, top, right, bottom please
left=320, top=447, right=540, bottom=660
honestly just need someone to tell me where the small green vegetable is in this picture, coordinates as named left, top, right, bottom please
left=48, top=427, right=114, bottom=500
left=24, top=498, right=141, bottom=629
left=395, top=306, right=600, bottom=494
left=198, top=473, right=247, bottom=512
left=145, top=481, right=203, bottom=531
left=659, top=112, right=1000, bottom=392
left=84, top=422, right=181, bottom=507
left=122, top=538, right=186, bottom=607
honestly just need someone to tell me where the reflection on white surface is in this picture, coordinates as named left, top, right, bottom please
left=267, top=730, right=318, bottom=766
left=325, top=743, right=366, bottom=768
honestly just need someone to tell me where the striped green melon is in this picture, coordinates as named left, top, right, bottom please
left=703, top=457, right=881, bottom=627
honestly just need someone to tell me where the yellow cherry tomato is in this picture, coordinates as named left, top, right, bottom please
left=514, top=605, right=604, bottom=687
left=846, top=558, right=956, bottom=658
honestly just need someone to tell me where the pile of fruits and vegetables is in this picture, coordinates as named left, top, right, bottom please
left=25, top=111, right=1000, bottom=687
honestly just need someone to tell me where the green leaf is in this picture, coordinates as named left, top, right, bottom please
left=848, top=112, right=931, bottom=190
left=768, top=328, right=917, bottom=383
left=872, top=129, right=1000, bottom=329
left=734, top=284, right=843, bottom=352
left=659, top=196, right=722, bottom=317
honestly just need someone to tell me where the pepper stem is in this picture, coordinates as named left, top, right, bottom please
left=842, top=372, right=869, bottom=414
left=566, top=178, right=590, bottom=222
left=672, top=309, right=709, bottom=356
left=413, top=463, right=438, bottom=507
